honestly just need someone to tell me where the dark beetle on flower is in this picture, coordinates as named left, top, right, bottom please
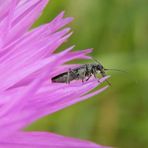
left=51, top=59, right=112, bottom=85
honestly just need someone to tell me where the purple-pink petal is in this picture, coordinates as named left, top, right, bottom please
left=4, top=0, right=49, bottom=45
left=0, top=131, right=110, bottom=148
left=0, top=78, right=109, bottom=137
left=0, top=0, right=111, bottom=147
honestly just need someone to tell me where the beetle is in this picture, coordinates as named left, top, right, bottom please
left=51, top=60, right=111, bottom=85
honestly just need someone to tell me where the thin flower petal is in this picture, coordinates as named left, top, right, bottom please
left=1, top=132, right=110, bottom=148
left=0, top=45, right=74, bottom=91
left=63, top=48, right=93, bottom=62
left=0, top=77, right=109, bottom=136
left=8, top=48, right=90, bottom=88
left=4, top=0, right=49, bottom=45
left=0, top=1, right=111, bottom=147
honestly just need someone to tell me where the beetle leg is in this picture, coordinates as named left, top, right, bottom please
left=85, top=74, right=92, bottom=81
left=92, top=68, right=100, bottom=82
left=67, top=69, right=71, bottom=84
left=82, top=65, right=88, bottom=83
left=81, top=72, right=86, bottom=83
left=94, top=73, right=101, bottom=83
left=92, top=69, right=97, bottom=78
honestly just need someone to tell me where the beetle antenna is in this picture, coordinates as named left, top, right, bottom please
left=91, top=57, right=102, bottom=65
left=105, top=79, right=111, bottom=86
left=104, top=68, right=127, bottom=73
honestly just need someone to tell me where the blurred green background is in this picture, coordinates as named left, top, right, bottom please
left=27, top=0, right=148, bottom=148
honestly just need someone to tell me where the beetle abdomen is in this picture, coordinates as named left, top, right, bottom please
left=52, top=72, right=75, bottom=83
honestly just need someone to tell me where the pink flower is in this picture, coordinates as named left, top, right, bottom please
left=0, top=0, right=111, bottom=147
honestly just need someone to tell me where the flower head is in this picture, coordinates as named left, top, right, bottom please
left=0, top=0, right=110, bottom=147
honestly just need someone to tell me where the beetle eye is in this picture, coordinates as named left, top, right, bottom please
left=98, top=65, right=103, bottom=70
